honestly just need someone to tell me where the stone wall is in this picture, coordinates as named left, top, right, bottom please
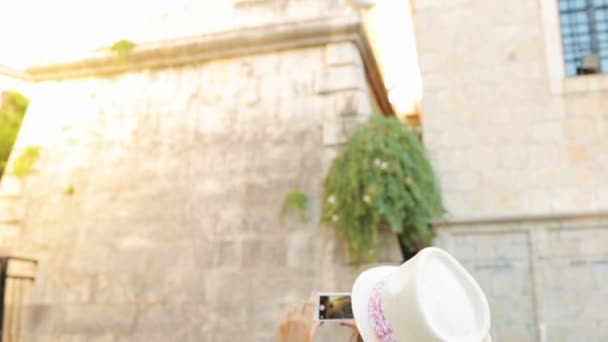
left=435, top=214, right=608, bottom=341
left=415, top=0, right=608, bottom=219
left=415, top=0, right=608, bottom=341
left=0, top=35, right=400, bottom=341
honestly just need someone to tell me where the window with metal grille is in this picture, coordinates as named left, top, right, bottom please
left=559, top=0, right=608, bottom=76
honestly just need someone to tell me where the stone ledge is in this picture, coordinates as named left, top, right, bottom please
left=433, top=210, right=608, bottom=228
left=26, top=15, right=394, bottom=115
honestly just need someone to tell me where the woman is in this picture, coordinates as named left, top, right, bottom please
left=277, top=247, right=492, bottom=342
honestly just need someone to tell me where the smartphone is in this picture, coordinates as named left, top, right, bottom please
left=316, top=292, right=353, bottom=321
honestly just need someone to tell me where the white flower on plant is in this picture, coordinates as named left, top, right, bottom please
left=380, top=161, right=388, bottom=169
left=332, top=214, right=339, bottom=222
left=363, top=195, right=371, bottom=203
left=328, top=195, right=336, bottom=204
left=374, top=159, right=381, bottom=166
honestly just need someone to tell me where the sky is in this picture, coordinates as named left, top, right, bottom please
left=0, top=0, right=234, bottom=68
left=0, top=0, right=421, bottom=114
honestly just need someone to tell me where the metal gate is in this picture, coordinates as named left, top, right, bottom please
left=0, top=257, right=37, bottom=342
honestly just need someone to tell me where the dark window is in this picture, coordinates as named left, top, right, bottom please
left=559, top=0, right=608, bottom=75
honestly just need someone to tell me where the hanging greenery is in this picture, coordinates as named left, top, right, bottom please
left=280, top=190, right=309, bottom=223
left=0, top=91, right=30, bottom=178
left=321, top=114, right=445, bottom=263
left=13, top=146, right=41, bottom=178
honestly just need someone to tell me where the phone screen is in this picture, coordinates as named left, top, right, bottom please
left=318, top=293, right=353, bottom=320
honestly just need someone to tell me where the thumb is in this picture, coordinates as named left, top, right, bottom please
left=339, top=321, right=357, bottom=330
left=311, top=321, right=324, bottom=337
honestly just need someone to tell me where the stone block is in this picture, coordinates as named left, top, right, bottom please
left=53, top=305, right=136, bottom=335
left=286, top=230, right=335, bottom=269
left=0, top=176, right=22, bottom=197
left=564, top=143, right=589, bottom=164
left=497, top=144, right=529, bottom=169
left=435, top=126, right=474, bottom=148
left=204, top=269, right=319, bottom=305
left=528, top=145, right=559, bottom=168
left=333, top=90, right=373, bottom=117
left=531, top=121, right=562, bottom=142
left=498, top=123, right=529, bottom=143
left=40, top=272, right=95, bottom=304
left=315, top=65, right=366, bottom=94
left=564, top=119, right=594, bottom=141
left=131, top=303, right=200, bottom=335
left=495, top=327, right=534, bottom=342
left=24, top=305, right=135, bottom=337
left=441, top=171, right=481, bottom=192
left=468, top=146, right=498, bottom=170
left=59, top=334, right=114, bottom=342
left=197, top=239, right=243, bottom=269
left=0, top=223, right=19, bottom=245
left=322, top=117, right=358, bottom=146
left=551, top=186, right=595, bottom=212
left=91, top=273, right=137, bottom=304
left=241, top=238, right=287, bottom=268
left=0, top=197, right=24, bottom=223
left=277, top=48, right=325, bottom=76
left=198, top=106, right=227, bottom=134
left=325, top=42, right=362, bottom=67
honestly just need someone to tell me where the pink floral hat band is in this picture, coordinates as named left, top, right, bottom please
left=368, top=281, right=397, bottom=342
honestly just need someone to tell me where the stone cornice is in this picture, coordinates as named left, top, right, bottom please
left=26, top=15, right=394, bottom=114
left=0, top=65, right=31, bottom=81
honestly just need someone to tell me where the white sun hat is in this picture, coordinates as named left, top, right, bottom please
left=351, top=247, right=492, bottom=342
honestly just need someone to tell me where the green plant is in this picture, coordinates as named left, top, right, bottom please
left=0, top=91, right=30, bottom=178
left=13, top=146, right=41, bottom=178
left=322, top=114, right=445, bottom=263
left=64, top=185, right=75, bottom=196
left=280, top=190, right=308, bottom=222
left=110, top=39, right=136, bottom=61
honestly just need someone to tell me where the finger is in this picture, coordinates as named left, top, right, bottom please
left=308, top=291, right=319, bottom=303
left=302, top=292, right=318, bottom=316
left=302, top=299, right=315, bottom=316
left=286, top=303, right=301, bottom=319
left=340, top=321, right=358, bottom=329
left=311, top=321, right=324, bottom=337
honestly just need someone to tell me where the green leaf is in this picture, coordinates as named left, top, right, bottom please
left=280, top=190, right=309, bottom=223
left=110, top=39, right=136, bottom=62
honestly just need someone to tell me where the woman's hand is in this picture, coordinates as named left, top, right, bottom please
left=340, top=321, right=363, bottom=342
left=277, top=293, right=323, bottom=342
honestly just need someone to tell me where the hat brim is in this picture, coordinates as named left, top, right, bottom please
left=351, top=266, right=397, bottom=342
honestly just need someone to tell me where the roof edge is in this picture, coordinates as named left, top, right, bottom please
left=25, top=15, right=393, bottom=114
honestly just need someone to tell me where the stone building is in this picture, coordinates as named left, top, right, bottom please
left=3, top=0, right=608, bottom=341
left=0, top=1, right=413, bottom=341
left=416, top=0, right=608, bottom=341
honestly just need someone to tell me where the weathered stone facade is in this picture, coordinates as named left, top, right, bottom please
left=0, top=4, right=402, bottom=341
left=415, top=0, right=608, bottom=341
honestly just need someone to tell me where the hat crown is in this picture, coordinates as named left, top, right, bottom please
left=381, top=248, right=491, bottom=341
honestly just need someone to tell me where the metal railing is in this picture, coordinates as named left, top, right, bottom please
left=0, top=257, right=37, bottom=342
